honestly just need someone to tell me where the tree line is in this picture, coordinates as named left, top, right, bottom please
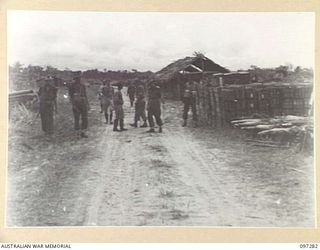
left=9, top=61, right=313, bottom=91
left=9, top=62, right=154, bottom=91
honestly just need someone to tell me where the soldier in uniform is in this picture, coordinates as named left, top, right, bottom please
left=68, top=76, right=90, bottom=138
left=127, top=82, right=136, bottom=107
left=53, top=75, right=60, bottom=88
left=100, top=80, right=114, bottom=124
left=146, top=81, right=163, bottom=133
left=38, top=77, right=58, bottom=135
left=113, top=84, right=127, bottom=132
left=98, top=84, right=104, bottom=113
left=182, top=81, right=198, bottom=127
left=130, top=82, right=148, bottom=128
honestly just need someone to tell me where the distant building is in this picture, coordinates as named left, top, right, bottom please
left=155, top=55, right=229, bottom=98
left=211, top=71, right=251, bottom=86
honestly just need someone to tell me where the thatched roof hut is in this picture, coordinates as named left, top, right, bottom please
left=155, top=55, right=229, bottom=98
left=156, top=55, right=229, bottom=81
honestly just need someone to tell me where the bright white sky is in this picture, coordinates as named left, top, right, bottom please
left=8, top=11, right=314, bottom=72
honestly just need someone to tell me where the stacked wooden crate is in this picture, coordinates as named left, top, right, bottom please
left=195, top=82, right=222, bottom=127
left=268, top=85, right=312, bottom=116
left=256, top=88, right=271, bottom=115
left=269, top=86, right=283, bottom=116
left=221, top=87, right=243, bottom=122
left=196, top=84, right=215, bottom=126
left=244, top=87, right=259, bottom=116
left=293, top=86, right=312, bottom=115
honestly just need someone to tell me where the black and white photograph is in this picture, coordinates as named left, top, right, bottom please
left=6, top=11, right=315, bottom=227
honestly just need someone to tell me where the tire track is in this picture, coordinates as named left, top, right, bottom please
left=161, top=128, right=224, bottom=225
left=85, top=126, right=119, bottom=225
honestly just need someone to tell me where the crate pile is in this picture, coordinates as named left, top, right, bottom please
left=195, top=81, right=313, bottom=127
left=280, top=85, right=312, bottom=116
left=195, top=84, right=223, bottom=127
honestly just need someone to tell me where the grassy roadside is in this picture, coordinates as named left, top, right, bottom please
left=7, top=85, right=107, bottom=226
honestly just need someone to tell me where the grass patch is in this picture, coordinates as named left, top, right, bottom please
left=170, top=209, right=189, bottom=220
left=159, top=188, right=175, bottom=198
left=150, top=159, right=172, bottom=169
left=149, top=145, right=168, bottom=153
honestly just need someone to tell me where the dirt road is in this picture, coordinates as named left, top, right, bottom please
left=7, top=87, right=315, bottom=227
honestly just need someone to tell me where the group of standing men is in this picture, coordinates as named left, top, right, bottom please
left=98, top=81, right=128, bottom=132
left=98, top=80, right=164, bottom=133
left=38, top=75, right=198, bottom=138
left=38, top=75, right=91, bottom=138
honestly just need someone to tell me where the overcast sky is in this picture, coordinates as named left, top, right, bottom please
left=8, top=11, right=314, bottom=72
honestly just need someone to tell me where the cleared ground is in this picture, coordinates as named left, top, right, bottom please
left=7, top=86, right=315, bottom=227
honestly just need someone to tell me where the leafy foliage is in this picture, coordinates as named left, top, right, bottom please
left=249, top=65, right=313, bottom=83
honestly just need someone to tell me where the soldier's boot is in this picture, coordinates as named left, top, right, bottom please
left=120, top=119, right=128, bottom=131
left=158, top=126, right=163, bottom=133
left=113, top=119, right=120, bottom=132
left=76, top=130, right=81, bottom=138
left=140, top=121, right=148, bottom=128
left=193, top=120, right=198, bottom=128
left=130, top=121, right=138, bottom=128
left=80, top=131, right=88, bottom=138
left=45, top=131, right=53, bottom=137
left=105, top=113, right=109, bottom=124
left=147, top=127, right=155, bottom=133
left=109, top=113, right=113, bottom=124
left=182, top=119, right=187, bottom=127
